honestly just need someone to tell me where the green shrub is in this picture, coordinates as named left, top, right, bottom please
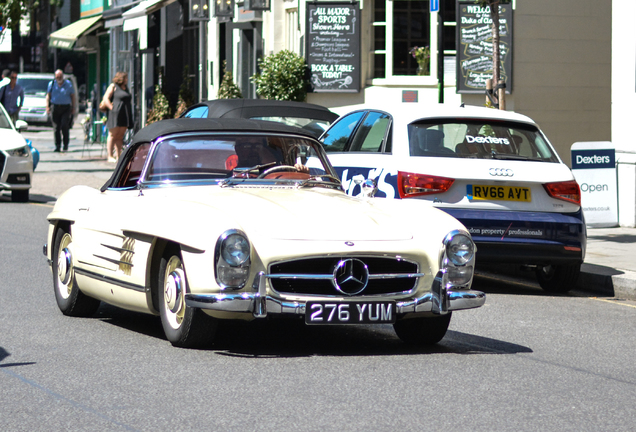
left=251, top=50, right=308, bottom=101
left=174, top=65, right=195, bottom=118
left=146, top=67, right=171, bottom=125
left=217, top=61, right=243, bottom=99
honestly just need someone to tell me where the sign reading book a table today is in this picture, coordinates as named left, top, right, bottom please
left=571, top=142, right=618, bottom=227
left=306, top=2, right=360, bottom=93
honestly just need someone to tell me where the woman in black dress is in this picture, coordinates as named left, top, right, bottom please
left=101, top=71, right=133, bottom=162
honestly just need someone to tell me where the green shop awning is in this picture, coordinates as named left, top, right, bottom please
left=49, top=15, right=102, bottom=50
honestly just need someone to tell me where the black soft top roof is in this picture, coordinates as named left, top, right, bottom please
left=184, top=99, right=339, bottom=122
left=130, top=117, right=320, bottom=146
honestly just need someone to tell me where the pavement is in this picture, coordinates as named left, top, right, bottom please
left=6, top=120, right=636, bottom=301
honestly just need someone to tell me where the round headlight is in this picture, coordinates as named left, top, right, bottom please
left=221, top=233, right=250, bottom=266
left=445, top=232, right=475, bottom=266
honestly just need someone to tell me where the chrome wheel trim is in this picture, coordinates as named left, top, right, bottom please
left=163, top=256, right=186, bottom=329
left=57, top=233, right=73, bottom=299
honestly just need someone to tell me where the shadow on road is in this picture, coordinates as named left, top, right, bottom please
left=95, top=303, right=532, bottom=358
left=0, top=346, right=36, bottom=368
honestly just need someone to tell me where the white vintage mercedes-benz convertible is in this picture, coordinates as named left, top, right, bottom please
left=44, top=118, right=485, bottom=348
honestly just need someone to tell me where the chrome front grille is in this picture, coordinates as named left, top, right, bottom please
left=268, top=256, right=421, bottom=297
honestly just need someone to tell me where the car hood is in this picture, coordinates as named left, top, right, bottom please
left=0, top=127, right=26, bottom=150
left=190, top=186, right=415, bottom=241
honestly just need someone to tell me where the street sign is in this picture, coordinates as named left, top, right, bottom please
left=430, top=0, right=439, bottom=13
left=571, top=141, right=618, bottom=227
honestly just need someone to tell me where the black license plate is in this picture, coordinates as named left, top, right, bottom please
left=305, top=301, right=396, bottom=325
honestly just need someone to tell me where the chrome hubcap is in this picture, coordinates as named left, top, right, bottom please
left=57, top=233, right=73, bottom=299
left=58, top=248, right=72, bottom=285
left=165, top=270, right=183, bottom=314
left=163, top=256, right=186, bottom=329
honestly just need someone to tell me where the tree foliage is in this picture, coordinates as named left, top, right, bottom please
left=251, top=50, right=308, bottom=102
left=0, top=0, right=29, bottom=30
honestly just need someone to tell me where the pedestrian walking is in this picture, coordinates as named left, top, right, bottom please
left=45, top=69, right=76, bottom=152
left=0, top=71, right=24, bottom=124
left=101, top=71, right=133, bottom=162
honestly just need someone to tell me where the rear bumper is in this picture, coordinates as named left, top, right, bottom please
left=442, top=208, right=586, bottom=265
left=185, top=271, right=486, bottom=318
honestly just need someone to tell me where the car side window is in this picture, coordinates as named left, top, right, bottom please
left=183, top=106, right=209, bottom=118
left=348, top=112, right=390, bottom=153
left=116, top=143, right=151, bottom=188
left=320, top=111, right=364, bottom=152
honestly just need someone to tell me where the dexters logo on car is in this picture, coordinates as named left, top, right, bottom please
left=336, top=167, right=398, bottom=198
left=571, top=141, right=617, bottom=227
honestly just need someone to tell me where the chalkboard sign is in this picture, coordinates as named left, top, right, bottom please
left=456, top=1, right=513, bottom=93
left=306, top=2, right=360, bottom=93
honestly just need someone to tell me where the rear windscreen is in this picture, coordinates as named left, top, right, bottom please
left=408, top=120, right=559, bottom=162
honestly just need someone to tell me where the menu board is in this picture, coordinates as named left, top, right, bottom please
left=456, top=1, right=513, bottom=93
left=306, top=2, right=360, bottom=93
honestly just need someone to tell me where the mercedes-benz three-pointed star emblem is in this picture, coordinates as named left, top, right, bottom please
left=332, top=258, right=369, bottom=296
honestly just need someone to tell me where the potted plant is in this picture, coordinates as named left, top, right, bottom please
left=409, top=46, right=430, bottom=76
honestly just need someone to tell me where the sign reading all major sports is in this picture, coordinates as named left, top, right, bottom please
left=456, top=1, right=513, bottom=93
left=306, top=2, right=360, bottom=93
left=571, top=142, right=618, bottom=227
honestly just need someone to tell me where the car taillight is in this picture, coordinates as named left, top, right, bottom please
left=397, top=171, right=455, bottom=198
left=543, top=180, right=581, bottom=205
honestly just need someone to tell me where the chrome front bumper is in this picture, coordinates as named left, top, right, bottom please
left=185, top=271, right=486, bottom=318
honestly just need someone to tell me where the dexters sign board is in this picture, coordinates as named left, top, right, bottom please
left=571, top=141, right=618, bottom=227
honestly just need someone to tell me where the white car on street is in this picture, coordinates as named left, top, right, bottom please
left=320, top=104, right=586, bottom=293
left=0, top=105, right=33, bottom=202
left=44, top=118, right=485, bottom=348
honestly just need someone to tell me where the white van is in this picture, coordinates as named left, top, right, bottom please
left=17, top=73, right=79, bottom=126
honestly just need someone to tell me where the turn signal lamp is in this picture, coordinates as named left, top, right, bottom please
left=543, top=180, right=581, bottom=205
left=397, top=171, right=454, bottom=198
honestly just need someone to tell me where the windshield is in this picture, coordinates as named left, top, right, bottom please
left=408, top=120, right=559, bottom=162
left=0, top=108, right=11, bottom=129
left=16, top=77, right=51, bottom=96
left=145, top=133, right=337, bottom=186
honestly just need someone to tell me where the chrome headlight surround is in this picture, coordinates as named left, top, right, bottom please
left=440, top=230, right=476, bottom=288
left=7, top=145, right=30, bottom=158
left=215, top=229, right=251, bottom=290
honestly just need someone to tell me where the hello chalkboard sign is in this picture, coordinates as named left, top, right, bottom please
left=306, top=2, right=360, bottom=93
left=456, top=1, right=513, bottom=93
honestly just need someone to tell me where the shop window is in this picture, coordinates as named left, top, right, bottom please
left=372, top=0, right=456, bottom=79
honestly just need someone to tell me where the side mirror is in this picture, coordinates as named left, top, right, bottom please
left=352, top=174, right=378, bottom=198
left=15, top=120, right=28, bottom=132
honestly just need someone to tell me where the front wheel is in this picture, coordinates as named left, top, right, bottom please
left=158, top=250, right=217, bottom=348
left=393, top=313, right=452, bottom=345
left=535, top=264, right=581, bottom=293
left=52, top=228, right=101, bottom=316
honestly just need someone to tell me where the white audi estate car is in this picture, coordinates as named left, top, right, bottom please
left=320, top=104, right=586, bottom=293
left=44, top=118, right=485, bottom=348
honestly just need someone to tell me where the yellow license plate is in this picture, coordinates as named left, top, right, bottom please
left=467, top=185, right=531, bottom=202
